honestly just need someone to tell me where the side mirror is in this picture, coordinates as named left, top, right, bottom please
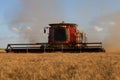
left=44, top=27, right=49, bottom=34
left=44, top=28, right=46, bottom=33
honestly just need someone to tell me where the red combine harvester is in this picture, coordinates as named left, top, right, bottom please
left=6, top=22, right=105, bottom=53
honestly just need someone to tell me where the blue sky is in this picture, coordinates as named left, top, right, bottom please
left=0, top=0, right=120, bottom=48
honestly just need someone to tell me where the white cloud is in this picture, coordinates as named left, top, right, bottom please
left=12, top=27, right=19, bottom=32
left=26, top=26, right=32, bottom=30
left=94, top=26, right=103, bottom=32
left=109, top=21, right=115, bottom=25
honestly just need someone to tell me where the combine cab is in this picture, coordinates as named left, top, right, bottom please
left=6, top=22, right=105, bottom=53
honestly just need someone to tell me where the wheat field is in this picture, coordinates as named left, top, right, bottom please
left=0, top=52, right=120, bottom=80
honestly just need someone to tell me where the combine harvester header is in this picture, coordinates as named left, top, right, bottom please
left=6, top=22, right=105, bottom=53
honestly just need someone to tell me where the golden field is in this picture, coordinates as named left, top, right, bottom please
left=0, top=52, right=120, bottom=80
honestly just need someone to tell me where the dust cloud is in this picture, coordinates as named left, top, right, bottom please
left=90, top=12, right=120, bottom=52
left=9, top=0, right=63, bottom=43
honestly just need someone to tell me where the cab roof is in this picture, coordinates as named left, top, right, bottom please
left=49, top=22, right=78, bottom=27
